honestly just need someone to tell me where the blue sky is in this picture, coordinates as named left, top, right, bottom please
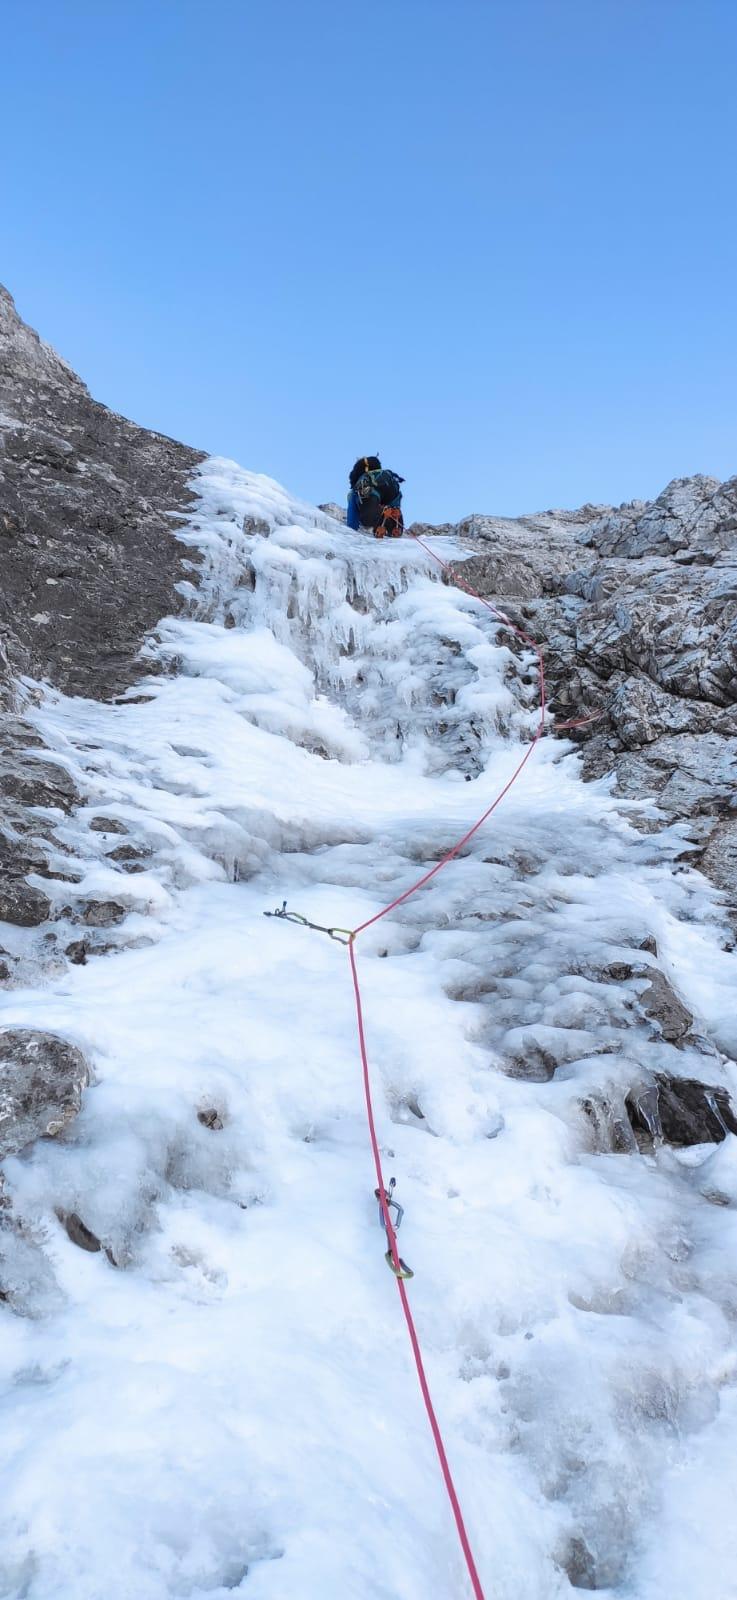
left=2, top=0, right=736, bottom=522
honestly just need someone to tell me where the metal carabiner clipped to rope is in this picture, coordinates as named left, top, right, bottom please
left=263, top=900, right=354, bottom=945
left=375, top=1177, right=414, bottom=1280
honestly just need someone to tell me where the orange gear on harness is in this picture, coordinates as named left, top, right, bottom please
left=374, top=506, right=404, bottom=539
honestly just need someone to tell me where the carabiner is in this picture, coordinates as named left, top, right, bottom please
left=375, top=1178, right=414, bottom=1279
left=385, top=1248, right=414, bottom=1281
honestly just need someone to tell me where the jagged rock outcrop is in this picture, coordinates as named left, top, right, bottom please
left=0, top=284, right=203, bottom=699
left=0, top=285, right=204, bottom=977
left=580, top=475, right=736, bottom=562
left=415, top=476, right=737, bottom=911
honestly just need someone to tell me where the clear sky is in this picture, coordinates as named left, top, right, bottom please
left=2, top=0, right=736, bottom=523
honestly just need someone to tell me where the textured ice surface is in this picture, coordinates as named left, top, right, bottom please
left=1, top=459, right=737, bottom=1599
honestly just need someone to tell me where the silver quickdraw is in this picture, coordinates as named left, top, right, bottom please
left=375, top=1176, right=414, bottom=1280
left=263, top=900, right=354, bottom=946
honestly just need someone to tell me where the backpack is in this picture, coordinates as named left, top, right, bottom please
left=354, top=468, right=404, bottom=529
left=349, top=455, right=381, bottom=491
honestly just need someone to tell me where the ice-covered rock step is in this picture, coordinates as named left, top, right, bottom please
left=173, top=457, right=541, bottom=775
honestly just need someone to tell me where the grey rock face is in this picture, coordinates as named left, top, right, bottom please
left=700, top=820, right=737, bottom=895
left=439, top=546, right=544, bottom=599
left=0, top=725, right=84, bottom=939
left=607, top=677, right=717, bottom=748
left=0, top=284, right=204, bottom=980
left=0, top=1028, right=90, bottom=1159
left=0, top=284, right=204, bottom=701
left=611, top=733, right=737, bottom=818
left=580, top=475, right=737, bottom=562
left=422, top=473, right=736, bottom=905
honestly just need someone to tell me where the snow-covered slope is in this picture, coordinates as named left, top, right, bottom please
left=2, top=459, right=737, bottom=1600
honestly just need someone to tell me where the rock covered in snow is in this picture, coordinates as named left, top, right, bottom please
left=0, top=1027, right=90, bottom=1158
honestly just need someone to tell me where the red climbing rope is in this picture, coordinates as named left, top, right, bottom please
left=345, top=534, right=555, bottom=1599
left=348, top=939, right=487, bottom=1600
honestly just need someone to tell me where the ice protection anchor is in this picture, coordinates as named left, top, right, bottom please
left=263, top=900, right=354, bottom=946
left=375, top=1176, right=414, bottom=1280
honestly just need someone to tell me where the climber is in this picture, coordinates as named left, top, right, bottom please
left=346, top=455, right=405, bottom=538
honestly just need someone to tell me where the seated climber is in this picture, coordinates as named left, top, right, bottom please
left=346, top=456, right=405, bottom=538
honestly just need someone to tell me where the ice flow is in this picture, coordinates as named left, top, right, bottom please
left=1, top=457, right=736, bottom=1600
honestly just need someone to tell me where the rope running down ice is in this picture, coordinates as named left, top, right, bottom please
left=267, top=532, right=593, bottom=1598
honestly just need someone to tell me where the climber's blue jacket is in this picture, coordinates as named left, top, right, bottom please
left=347, top=480, right=402, bottom=530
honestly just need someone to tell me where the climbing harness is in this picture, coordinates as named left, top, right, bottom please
left=375, top=1177, right=414, bottom=1279
left=261, top=533, right=587, bottom=1600
left=263, top=900, right=354, bottom=946
left=374, top=505, right=404, bottom=540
